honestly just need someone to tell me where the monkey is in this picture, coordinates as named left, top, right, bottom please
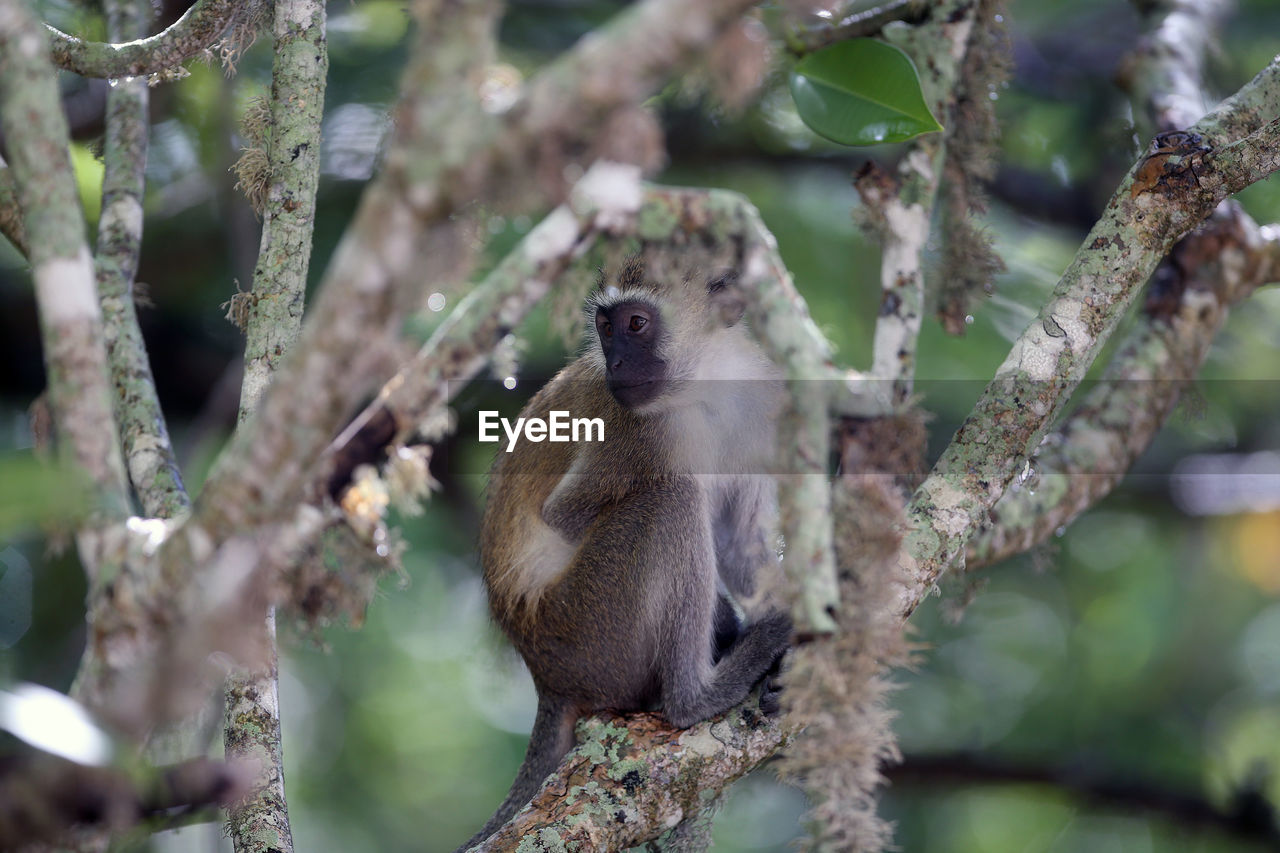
left=461, top=257, right=792, bottom=850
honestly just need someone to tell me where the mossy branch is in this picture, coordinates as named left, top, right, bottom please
left=469, top=705, right=791, bottom=852
left=967, top=0, right=1274, bottom=569
left=900, top=55, right=1280, bottom=616
left=47, top=0, right=240, bottom=78
left=222, top=0, right=326, bottom=847
left=96, top=0, right=190, bottom=521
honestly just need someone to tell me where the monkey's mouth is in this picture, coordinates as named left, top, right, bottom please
left=608, top=378, right=662, bottom=409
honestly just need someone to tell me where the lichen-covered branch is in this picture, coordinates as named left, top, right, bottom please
left=968, top=205, right=1280, bottom=567
left=966, top=0, right=1269, bottom=568
left=0, top=0, right=130, bottom=565
left=223, top=0, right=327, bottom=846
left=900, top=56, right=1280, bottom=615
left=96, top=0, right=190, bottom=521
left=732, top=202, right=840, bottom=637
left=0, top=164, right=28, bottom=255
left=47, top=0, right=240, bottom=78
left=470, top=705, right=791, bottom=853
left=234, top=0, right=326, bottom=420
left=863, top=2, right=974, bottom=401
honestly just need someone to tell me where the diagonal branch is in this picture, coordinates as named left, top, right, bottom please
left=900, top=56, right=1280, bottom=616
left=968, top=0, right=1275, bottom=568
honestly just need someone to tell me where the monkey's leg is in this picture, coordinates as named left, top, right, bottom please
left=649, top=480, right=791, bottom=729
left=662, top=607, right=791, bottom=729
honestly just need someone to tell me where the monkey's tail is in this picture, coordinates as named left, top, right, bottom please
left=456, top=697, right=577, bottom=852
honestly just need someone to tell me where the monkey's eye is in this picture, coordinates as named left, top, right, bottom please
left=629, top=315, right=647, bottom=333
left=599, top=319, right=612, bottom=338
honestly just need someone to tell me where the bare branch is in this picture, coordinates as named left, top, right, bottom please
left=47, top=0, right=240, bottom=78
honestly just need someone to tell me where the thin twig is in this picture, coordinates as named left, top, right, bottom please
left=787, top=0, right=931, bottom=55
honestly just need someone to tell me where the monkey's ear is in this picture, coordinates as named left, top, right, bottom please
left=707, top=269, right=746, bottom=325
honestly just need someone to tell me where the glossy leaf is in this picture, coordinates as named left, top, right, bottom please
left=789, top=39, right=942, bottom=146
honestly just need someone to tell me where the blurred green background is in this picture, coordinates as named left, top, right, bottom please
left=2, top=0, right=1280, bottom=851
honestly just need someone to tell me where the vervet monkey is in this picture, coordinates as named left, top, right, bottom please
left=464, top=257, right=791, bottom=848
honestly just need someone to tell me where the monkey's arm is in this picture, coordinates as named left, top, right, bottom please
left=540, top=450, right=623, bottom=541
left=713, top=476, right=777, bottom=599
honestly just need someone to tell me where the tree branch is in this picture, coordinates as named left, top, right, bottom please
left=470, top=707, right=791, bottom=853
left=900, top=54, right=1280, bottom=615
left=862, top=0, right=976, bottom=401
left=786, top=0, right=931, bottom=54
left=96, top=0, right=190, bottom=521
left=969, top=0, right=1276, bottom=568
left=221, top=0, right=325, bottom=847
left=0, top=0, right=131, bottom=571
left=46, top=0, right=240, bottom=79
left=968, top=205, right=1280, bottom=568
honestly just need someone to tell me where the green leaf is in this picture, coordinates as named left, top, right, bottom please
left=789, top=39, right=942, bottom=146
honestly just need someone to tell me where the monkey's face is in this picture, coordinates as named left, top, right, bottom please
left=595, top=299, right=668, bottom=410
